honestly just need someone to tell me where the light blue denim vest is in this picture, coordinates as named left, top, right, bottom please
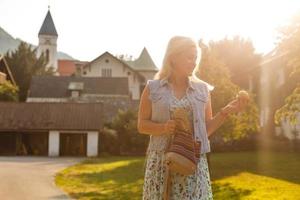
left=146, top=76, right=214, bottom=154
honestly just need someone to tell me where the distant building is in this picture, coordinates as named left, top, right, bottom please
left=260, top=49, right=300, bottom=140
left=7, top=8, right=159, bottom=157
left=57, top=49, right=158, bottom=100
left=27, top=75, right=138, bottom=121
left=0, top=102, right=103, bottom=157
left=124, top=47, right=159, bottom=81
left=80, top=50, right=158, bottom=100
left=37, top=9, right=159, bottom=99
left=37, top=10, right=58, bottom=72
left=0, top=54, right=16, bottom=85
left=58, top=60, right=88, bottom=76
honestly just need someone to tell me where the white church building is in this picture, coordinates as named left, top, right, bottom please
left=37, top=10, right=58, bottom=71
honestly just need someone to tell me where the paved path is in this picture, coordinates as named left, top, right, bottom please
left=0, top=156, right=84, bottom=200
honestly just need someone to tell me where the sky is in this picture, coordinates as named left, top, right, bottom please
left=0, top=0, right=300, bottom=68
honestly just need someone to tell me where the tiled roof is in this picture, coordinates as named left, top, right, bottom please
left=28, top=76, right=129, bottom=98
left=0, top=102, right=103, bottom=131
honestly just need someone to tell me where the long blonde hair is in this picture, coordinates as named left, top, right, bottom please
left=154, top=36, right=202, bottom=81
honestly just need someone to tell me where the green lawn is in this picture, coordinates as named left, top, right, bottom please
left=55, top=151, right=300, bottom=200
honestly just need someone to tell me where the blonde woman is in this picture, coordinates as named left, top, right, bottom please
left=137, top=36, right=248, bottom=200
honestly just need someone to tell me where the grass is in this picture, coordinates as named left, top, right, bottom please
left=55, top=151, right=300, bottom=200
left=209, top=151, right=300, bottom=199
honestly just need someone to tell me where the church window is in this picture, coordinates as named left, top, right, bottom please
left=46, top=49, right=50, bottom=62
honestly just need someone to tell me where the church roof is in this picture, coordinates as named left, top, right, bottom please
left=38, top=10, right=58, bottom=36
left=125, top=47, right=158, bottom=71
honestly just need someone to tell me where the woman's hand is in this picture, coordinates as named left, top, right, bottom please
left=206, top=91, right=250, bottom=136
left=163, top=120, right=176, bottom=135
left=223, top=95, right=249, bottom=115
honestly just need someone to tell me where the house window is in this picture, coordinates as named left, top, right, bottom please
left=102, top=68, right=112, bottom=77
left=127, top=71, right=131, bottom=76
left=105, top=59, right=109, bottom=63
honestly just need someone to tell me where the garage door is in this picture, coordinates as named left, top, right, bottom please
left=0, top=133, right=17, bottom=155
left=22, top=133, right=48, bottom=156
left=60, top=133, right=87, bottom=156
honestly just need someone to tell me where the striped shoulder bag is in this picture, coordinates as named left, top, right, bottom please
left=163, top=107, right=201, bottom=199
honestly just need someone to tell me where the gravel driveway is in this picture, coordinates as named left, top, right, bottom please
left=0, top=156, right=84, bottom=200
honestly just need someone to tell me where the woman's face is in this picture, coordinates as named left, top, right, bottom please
left=171, top=46, right=198, bottom=77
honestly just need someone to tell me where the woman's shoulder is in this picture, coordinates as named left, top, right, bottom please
left=189, top=76, right=214, bottom=92
left=146, top=79, right=160, bottom=85
left=146, top=79, right=162, bottom=92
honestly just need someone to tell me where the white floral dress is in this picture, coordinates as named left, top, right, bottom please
left=142, top=92, right=214, bottom=200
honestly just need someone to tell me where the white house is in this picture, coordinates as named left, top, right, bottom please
left=80, top=48, right=158, bottom=100
left=80, top=52, right=144, bottom=100
left=260, top=49, right=300, bottom=140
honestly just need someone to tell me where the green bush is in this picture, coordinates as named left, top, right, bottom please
left=275, top=85, right=300, bottom=126
left=100, top=109, right=149, bottom=155
left=0, top=81, right=18, bottom=101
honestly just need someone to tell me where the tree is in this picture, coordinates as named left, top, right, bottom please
left=0, top=80, right=18, bottom=101
left=197, top=41, right=260, bottom=145
left=4, top=42, right=54, bottom=101
left=208, top=36, right=262, bottom=93
left=275, top=85, right=300, bottom=126
left=103, top=108, right=149, bottom=155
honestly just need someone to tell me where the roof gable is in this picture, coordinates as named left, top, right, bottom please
left=86, top=51, right=145, bottom=80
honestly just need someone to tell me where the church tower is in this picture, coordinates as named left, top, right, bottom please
left=37, top=9, right=58, bottom=72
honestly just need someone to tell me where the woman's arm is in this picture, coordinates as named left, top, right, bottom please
left=205, top=92, right=247, bottom=137
left=205, top=93, right=228, bottom=137
left=137, top=84, right=175, bottom=136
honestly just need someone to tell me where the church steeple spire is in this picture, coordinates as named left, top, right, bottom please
left=38, top=10, right=58, bottom=36
left=37, top=9, right=58, bottom=73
